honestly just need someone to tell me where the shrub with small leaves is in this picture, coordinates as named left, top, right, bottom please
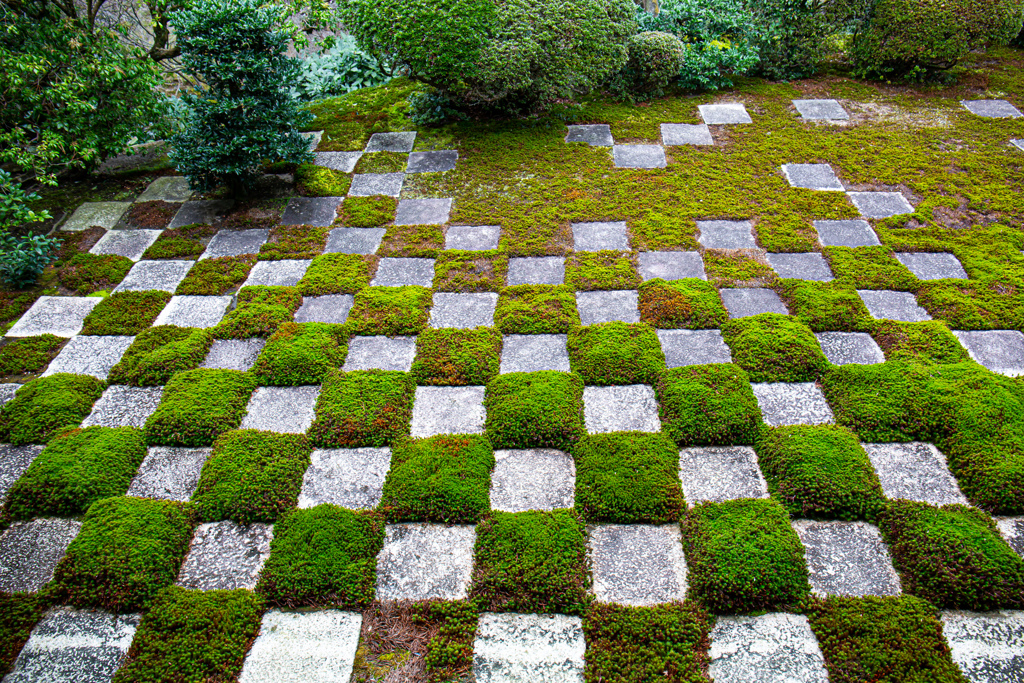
left=567, top=322, right=665, bottom=386
left=253, top=322, right=348, bottom=385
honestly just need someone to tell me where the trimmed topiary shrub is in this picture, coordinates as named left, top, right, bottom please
left=656, top=364, right=762, bottom=446
left=411, top=328, right=502, bottom=386
left=0, top=373, right=104, bottom=446
left=252, top=322, right=348, bottom=385
left=214, top=286, right=301, bottom=338
left=564, top=251, right=640, bottom=291
left=143, top=369, right=257, bottom=447
left=80, top=291, right=172, bottom=335
left=308, top=370, right=415, bottom=447
left=347, top=286, right=432, bottom=335
left=107, top=326, right=213, bottom=387
left=777, top=280, right=875, bottom=333
left=494, top=285, right=581, bottom=334
left=871, top=320, right=970, bottom=365
left=721, top=313, right=828, bottom=383
left=638, top=278, right=728, bottom=329
left=58, top=253, right=133, bottom=294
left=484, top=371, right=585, bottom=450
left=616, top=31, right=685, bottom=97
left=567, top=322, right=665, bottom=386
left=175, top=255, right=256, bottom=295
left=298, top=253, right=370, bottom=295
left=341, top=195, right=396, bottom=228
left=0, top=334, right=65, bottom=377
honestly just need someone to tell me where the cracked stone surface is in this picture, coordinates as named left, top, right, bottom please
left=858, top=290, right=931, bottom=322
left=280, top=197, right=342, bottom=226
left=474, top=613, right=585, bottom=683
left=137, top=176, right=193, bottom=202
left=344, top=336, right=417, bottom=372
left=813, top=219, right=880, bottom=247
left=490, top=449, right=575, bottom=512
left=0, top=518, right=81, bottom=593
left=697, top=220, right=757, bottom=249
left=429, top=292, right=497, bottom=328
left=324, top=228, right=385, bottom=254
left=0, top=444, right=42, bottom=502
left=766, top=252, right=834, bottom=281
left=295, top=294, right=354, bottom=324
left=365, top=131, right=416, bottom=152
left=127, top=446, right=210, bottom=501
left=240, top=385, right=320, bottom=434
left=710, top=613, right=828, bottom=683
left=315, top=151, right=363, bottom=173
left=638, top=251, right=706, bottom=281
left=298, top=447, right=391, bottom=509
left=583, top=385, right=660, bottom=434
left=82, top=385, right=163, bottom=428
left=589, top=524, right=687, bottom=606
left=500, top=334, right=570, bottom=373
left=410, top=385, right=487, bottom=437
left=699, top=103, right=753, bottom=124
left=679, top=446, right=769, bottom=505
left=42, top=335, right=134, bottom=380
left=349, top=172, right=405, bottom=197
left=954, top=330, right=1024, bottom=377
left=961, top=99, right=1023, bottom=118
left=446, top=225, right=501, bottom=251
left=793, top=99, right=849, bottom=120
left=176, top=521, right=273, bottom=591
left=153, top=295, right=232, bottom=328
left=752, top=382, right=834, bottom=426
left=848, top=191, right=915, bottom=218
left=507, top=256, right=565, bottom=285
left=169, top=199, right=233, bottom=228
left=576, top=290, right=639, bottom=325
left=720, top=288, right=789, bottom=318
left=565, top=124, right=613, bottom=146
left=238, top=610, right=362, bottom=683
left=200, top=228, right=269, bottom=259
left=201, top=338, right=265, bottom=371
left=793, top=520, right=902, bottom=597
left=612, top=145, right=667, bottom=169
left=895, top=252, right=969, bottom=280
left=661, top=123, right=714, bottom=146
left=407, top=150, right=459, bottom=173
left=815, top=331, right=885, bottom=366
left=113, top=259, right=193, bottom=292
left=372, top=257, right=436, bottom=286
left=572, top=221, right=629, bottom=251
left=996, top=518, right=1024, bottom=557
left=375, top=523, right=476, bottom=601
left=62, top=201, right=131, bottom=231
left=394, top=198, right=452, bottom=225
left=781, top=164, right=844, bottom=191
left=862, top=442, right=968, bottom=506
left=7, top=296, right=101, bottom=337
left=242, top=259, right=311, bottom=287
left=90, top=229, right=161, bottom=261
left=658, top=329, right=733, bottom=367
left=941, top=610, right=1024, bottom=683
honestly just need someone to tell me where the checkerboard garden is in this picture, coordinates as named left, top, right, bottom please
left=3, top=59, right=1024, bottom=683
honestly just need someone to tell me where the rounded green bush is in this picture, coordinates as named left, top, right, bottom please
left=624, top=31, right=685, bottom=94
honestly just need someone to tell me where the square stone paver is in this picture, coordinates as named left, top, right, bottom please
left=407, top=150, right=459, bottom=173
left=375, top=523, right=476, bottom=601
left=344, top=335, right=417, bottom=371
left=661, top=123, right=714, bottom=146
left=153, top=295, right=232, bottom=328
left=1013, top=139, right=1024, bottom=152
left=637, top=251, right=706, bottom=281
left=954, top=330, right=1024, bottom=377
left=168, top=199, right=233, bottom=228
left=474, top=613, right=585, bottom=683
left=583, top=385, right=660, bottom=434
left=793, top=520, right=902, bottom=597
left=137, top=176, right=193, bottom=202
left=372, top=257, right=436, bottom=286
left=242, top=259, right=311, bottom=287
left=410, top=385, right=486, bottom=437
left=709, top=613, right=828, bottom=683
left=201, top=338, right=265, bottom=371
left=90, top=229, right=162, bottom=261
left=315, top=151, right=363, bottom=173
left=0, top=444, right=43, bottom=502
left=565, top=124, right=613, bottom=147
left=298, top=447, right=391, bottom=509
left=240, top=385, right=320, bottom=434
left=657, top=329, right=733, bottom=367
left=507, top=257, right=565, bottom=285
left=781, top=164, right=844, bottom=191
left=697, top=220, right=757, bottom=249
left=793, top=99, right=849, bottom=120
left=127, top=446, right=210, bottom=501
left=752, top=382, right=834, bottom=426
left=430, top=292, right=497, bottom=328
left=281, top=196, right=342, bottom=227
left=766, top=252, right=834, bottom=281
left=62, top=201, right=131, bottom=231
left=816, top=331, right=885, bottom=365
left=395, top=198, right=452, bottom=226
left=303, top=130, right=323, bottom=150
left=295, top=294, right=354, bottom=324
left=0, top=518, right=81, bottom=593
left=699, top=103, right=753, bottom=124
left=324, top=228, right=385, bottom=254
left=500, top=334, right=570, bottom=373
left=895, top=252, right=968, bottom=280
left=720, top=288, right=789, bottom=318
left=589, top=524, right=687, bottom=606
left=42, top=335, right=134, bottom=380
left=349, top=173, right=405, bottom=197
left=679, top=446, right=769, bottom=505
left=365, top=131, right=416, bottom=152
left=0, top=383, right=18, bottom=408
left=576, top=290, right=639, bottom=325
left=862, top=442, right=968, bottom=506
left=612, top=145, right=667, bottom=169
left=238, top=610, right=362, bottom=683
left=572, top=221, right=629, bottom=251
left=446, top=225, right=501, bottom=251
left=490, top=449, right=575, bottom=512
left=941, top=611, right=1024, bottom=683
left=997, top=518, right=1024, bottom=557
left=7, top=296, right=100, bottom=337
left=857, top=290, right=931, bottom=322
left=848, top=191, right=915, bottom=218
left=3, top=608, right=140, bottom=683
left=113, top=259, right=193, bottom=292
left=177, top=520, right=273, bottom=591
left=82, top=385, right=163, bottom=428
left=813, top=219, right=880, bottom=247
left=200, top=228, right=270, bottom=259
left=961, top=99, right=1023, bottom=118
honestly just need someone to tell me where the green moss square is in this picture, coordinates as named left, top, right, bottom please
left=682, top=498, right=811, bottom=614
left=777, top=280, right=875, bottom=332
left=871, top=320, right=971, bottom=365
left=381, top=434, right=495, bottom=523
left=0, top=373, right=104, bottom=446
left=5, top=426, right=147, bottom=518
left=471, top=510, right=589, bottom=615
left=0, top=334, right=65, bottom=379
left=494, top=285, right=581, bottom=334
left=341, top=196, right=397, bottom=228
left=378, top=224, right=444, bottom=257
left=80, top=291, right=172, bottom=335
left=253, top=322, right=348, bottom=386
left=572, top=432, right=685, bottom=524
left=565, top=251, right=640, bottom=291
left=214, top=286, right=302, bottom=339
left=143, top=369, right=257, bottom=447
left=656, top=364, right=762, bottom=446
left=107, top=326, right=213, bottom=387
left=353, top=151, right=407, bottom=174
left=295, top=163, right=352, bottom=197
left=819, top=363, right=937, bottom=443
left=53, top=496, right=193, bottom=611
left=298, top=253, right=370, bottom=295
left=308, top=370, right=415, bottom=447
left=142, top=224, right=217, bottom=260
left=826, top=246, right=918, bottom=290
left=257, top=505, right=384, bottom=608
left=703, top=250, right=777, bottom=288
left=59, top=253, right=133, bottom=295
left=347, top=286, right=432, bottom=335
left=917, top=281, right=1024, bottom=330
left=567, top=322, right=665, bottom=385
left=484, top=371, right=585, bottom=450
left=434, top=251, right=508, bottom=292
left=638, top=278, right=728, bottom=329
left=175, top=255, right=256, bottom=295
left=411, top=328, right=501, bottom=386
left=258, top=225, right=328, bottom=260
left=721, top=313, right=828, bottom=383
left=629, top=213, right=700, bottom=251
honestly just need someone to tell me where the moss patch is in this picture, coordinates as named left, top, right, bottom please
left=564, top=251, right=640, bottom=291
left=80, top=291, right=171, bottom=335
left=58, top=253, right=133, bottom=294
left=721, top=313, right=828, bottom=382
left=378, top=224, right=444, bottom=258
left=0, top=335, right=65, bottom=379
left=297, top=253, right=370, bottom=295
left=494, top=285, right=580, bottom=334
left=629, top=213, right=700, bottom=251
left=258, top=225, right=328, bottom=260
left=308, top=370, right=415, bottom=447
left=175, top=255, right=256, bottom=295
left=107, top=326, right=212, bottom=386
left=253, top=322, right=348, bottom=386
left=916, top=280, right=1024, bottom=330
left=826, top=247, right=917, bottom=290
left=566, top=322, right=665, bottom=386
left=0, top=373, right=104, bottom=446
left=354, top=151, right=407, bottom=174
left=143, top=369, right=257, bottom=447
left=704, top=250, right=777, bottom=288
left=341, top=195, right=397, bottom=227
left=656, top=364, right=762, bottom=446
left=434, top=250, right=508, bottom=292
left=871, top=320, right=970, bottom=365
left=347, top=286, right=432, bottom=335
left=142, top=224, right=216, bottom=260
left=638, top=278, right=728, bottom=329
left=776, top=280, right=875, bottom=332
left=214, top=286, right=301, bottom=338
left=410, top=328, right=501, bottom=386
left=484, top=371, right=585, bottom=450
left=295, top=163, right=352, bottom=197
left=0, top=593, right=45, bottom=678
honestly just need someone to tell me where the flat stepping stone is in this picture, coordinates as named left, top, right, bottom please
left=565, top=124, right=613, bottom=147
left=490, top=449, right=575, bottom=512
left=857, top=290, right=931, bottom=322
left=127, top=446, right=210, bottom=501
left=638, top=251, right=706, bottom=281
left=1013, top=139, right=1024, bottom=152
left=679, top=446, right=769, bottom=505
left=699, top=103, right=753, bottom=125
left=4, top=608, right=139, bottom=683
left=863, top=442, right=968, bottom=506
left=372, top=256, right=435, bottom=287
left=365, top=131, right=416, bottom=152
left=315, top=151, right=362, bottom=173
left=752, top=382, right=834, bottom=426
left=168, top=199, right=233, bottom=228
left=500, top=334, right=570, bottom=373
left=201, top=338, right=265, bottom=371
left=583, top=385, right=660, bottom=434
left=766, top=252, right=834, bottom=281
left=410, top=385, right=486, bottom=437
left=661, top=123, right=714, bottom=146
left=394, top=198, right=452, bottom=225
left=0, top=383, right=18, bottom=408
left=298, top=447, right=391, bottom=509
left=658, top=329, right=733, bottom=367
left=7, top=296, right=100, bottom=337
left=709, top=613, right=828, bottom=683
left=0, top=444, right=42, bottom=502
left=82, top=385, right=163, bottom=428
left=154, top=295, right=232, bottom=328
left=474, top=613, right=585, bottom=683
left=576, top=290, right=639, bottom=325
left=42, top=335, right=134, bottom=380
left=90, top=229, right=161, bottom=261
left=375, top=523, right=476, bottom=601
left=612, top=145, right=667, bottom=169
left=793, top=520, right=902, bottom=597
left=281, top=196, right=342, bottom=227
left=324, top=228, right=385, bottom=254
left=349, top=172, right=405, bottom=197
left=344, top=336, right=417, bottom=372
left=954, top=330, right=1024, bottom=377
left=407, top=150, right=459, bottom=173
left=572, top=221, right=629, bottom=251
left=996, top=518, right=1024, bottom=557
left=303, top=130, right=323, bottom=150
left=815, top=331, right=885, bottom=365
left=961, top=99, right=1023, bottom=118
left=446, top=225, right=500, bottom=251
left=177, top=520, right=273, bottom=591
left=793, top=99, right=849, bottom=120
left=895, top=252, right=968, bottom=280
left=0, top=518, right=81, bottom=593
left=508, top=256, right=565, bottom=285
left=295, top=294, right=354, bottom=324
left=941, top=611, right=1024, bottom=683
left=720, top=288, right=789, bottom=318
left=697, top=219, right=757, bottom=249
left=200, top=228, right=270, bottom=259
left=238, top=610, right=362, bottom=683
left=113, top=259, right=193, bottom=292
left=62, top=201, right=131, bottom=231
left=813, top=219, right=880, bottom=247
left=136, top=176, right=193, bottom=202
left=242, top=259, right=311, bottom=287
left=430, top=292, right=497, bottom=328
left=241, top=385, right=320, bottom=434
left=848, top=191, right=914, bottom=218
left=589, top=524, right=687, bottom=606
left=781, top=163, right=844, bottom=191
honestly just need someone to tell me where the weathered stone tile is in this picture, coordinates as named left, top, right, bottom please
left=280, top=196, right=342, bottom=227
left=1013, top=139, right=1024, bottom=152
left=941, top=610, right=1024, bottom=683
left=238, top=610, right=362, bottom=683
left=176, top=520, right=273, bottom=591
left=781, top=164, right=844, bottom=191
left=847, top=191, right=914, bottom=218
left=815, top=331, right=884, bottom=366
left=407, top=150, right=459, bottom=173
left=720, top=288, right=789, bottom=318
left=793, top=520, right=901, bottom=597
left=343, top=335, right=417, bottom=371
left=698, top=103, right=753, bottom=124
left=82, top=385, right=163, bottom=428
left=589, top=524, right=687, bottom=606
left=303, top=130, right=323, bottom=150
left=445, top=225, right=500, bottom=251
left=324, top=228, right=385, bottom=254
left=168, top=199, right=233, bottom=228
left=895, top=252, right=968, bottom=280
left=490, top=449, right=575, bottom=513
left=813, top=219, right=880, bottom=247
left=430, top=292, right=497, bottom=328
left=862, top=442, right=968, bottom=506
left=394, top=198, right=452, bottom=226
left=507, top=257, right=564, bottom=285
left=661, top=123, right=714, bottom=146
left=766, top=252, right=834, bottom=281
left=565, top=124, right=613, bottom=147
left=242, top=259, right=311, bottom=288
left=153, top=295, right=232, bottom=328
left=793, top=99, right=849, bottom=120
left=576, top=290, right=639, bottom=325
left=637, top=251, right=706, bottom=281
left=314, top=151, right=363, bottom=173
left=0, top=444, right=42, bottom=502
left=751, top=382, right=834, bottom=426
left=375, top=523, right=476, bottom=601
left=136, top=176, right=193, bottom=202
left=954, top=330, right=1024, bottom=377
left=857, top=290, right=931, bottom=322
left=62, top=201, right=131, bottom=231
left=996, top=518, right=1024, bottom=558
left=240, top=386, right=320, bottom=434
left=679, top=446, right=769, bottom=505
left=295, top=294, right=354, bottom=324
left=7, top=296, right=101, bottom=337
left=657, top=329, right=733, bottom=367
left=127, top=446, right=210, bottom=501
left=365, top=131, right=416, bottom=152
left=42, top=335, right=134, bottom=380
left=572, top=221, right=629, bottom=251
left=696, top=220, right=757, bottom=249
left=113, top=259, right=193, bottom=292
left=371, top=257, right=435, bottom=286
left=960, top=99, right=1023, bottom=118
left=410, top=385, right=486, bottom=437
left=612, top=145, right=667, bottom=169
left=298, top=447, right=391, bottom=509
left=201, top=338, right=265, bottom=371
left=0, top=383, right=18, bottom=408
left=499, top=334, right=570, bottom=373
left=474, top=613, right=585, bottom=683
left=583, top=385, right=660, bottom=434
left=349, top=173, right=405, bottom=197
left=0, top=519, right=81, bottom=593
left=200, top=228, right=270, bottom=259
left=90, top=229, right=162, bottom=261
left=709, top=613, right=828, bottom=683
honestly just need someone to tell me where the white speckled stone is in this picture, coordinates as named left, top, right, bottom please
left=343, top=335, right=417, bottom=371
left=0, top=518, right=81, bottom=593
left=375, top=523, right=476, bottom=601
left=941, top=610, right=1024, bottom=683
left=507, top=257, right=565, bottom=285
left=474, top=613, right=585, bottom=683
left=490, top=449, right=575, bottom=512
left=371, top=257, right=436, bottom=287
left=709, top=613, right=828, bottom=683
left=815, top=331, right=885, bottom=366
left=699, top=103, right=753, bottom=125
left=857, top=290, right=931, bottom=322
left=792, top=520, right=902, bottom=597
left=848, top=192, right=914, bottom=218
left=127, top=446, right=210, bottom=501
left=862, top=442, right=968, bottom=506
left=113, top=259, right=194, bottom=292
left=813, top=219, right=880, bottom=247
left=298, top=448, right=391, bottom=509
left=576, top=290, right=639, bottom=325
left=661, top=123, right=714, bottom=146
left=238, top=610, right=362, bottom=683
left=637, top=251, right=706, bottom=281
left=500, top=334, right=570, bottom=373
left=954, top=330, right=1024, bottom=377
left=365, top=131, right=416, bottom=152
left=324, top=228, right=385, bottom=254
left=201, top=338, right=266, bottom=371
left=394, top=199, right=452, bottom=226
left=240, top=385, right=320, bottom=434
left=895, top=252, right=968, bottom=280
left=781, top=164, right=844, bottom=191
left=280, top=197, right=342, bottom=227
left=0, top=383, right=19, bottom=407
left=751, top=382, right=834, bottom=426
left=430, top=292, right=497, bottom=328
left=90, top=229, right=162, bottom=261
left=612, top=145, right=667, bottom=169
left=583, top=384, right=660, bottom=434
left=766, top=252, right=834, bottom=281
left=62, top=201, right=131, bottom=231
left=410, top=385, right=486, bottom=437
left=176, top=521, right=273, bottom=591
left=315, top=151, right=362, bottom=173
left=571, top=221, right=629, bottom=251
left=679, top=446, right=769, bottom=506
left=295, top=294, right=355, bottom=324
left=445, top=225, right=500, bottom=251
left=137, top=176, right=193, bottom=202
left=349, top=172, right=405, bottom=197
left=657, top=329, right=733, bottom=367
left=242, top=259, right=311, bottom=288
left=589, top=524, right=687, bottom=606
left=407, top=150, right=458, bottom=173
left=82, top=385, right=163, bottom=428
left=697, top=220, right=757, bottom=249
left=7, top=296, right=101, bottom=337
left=200, top=229, right=269, bottom=259
left=793, top=99, right=849, bottom=120
left=0, top=444, right=42, bottom=502
left=153, top=295, right=232, bottom=328
left=720, top=288, right=789, bottom=318
left=996, top=518, right=1024, bottom=558
left=168, top=199, right=233, bottom=229
left=42, top=335, right=134, bottom=380
left=960, top=100, right=1023, bottom=118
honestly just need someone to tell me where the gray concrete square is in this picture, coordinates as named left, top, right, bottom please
left=638, top=251, right=706, bottom=281
left=201, top=338, right=265, bottom=371
left=394, top=198, right=452, bottom=226
left=895, top=252, right=968, bottom=280
left=698, top=103, right=753, bottom=125
left=240, top=385, right=320, bottom=434
left=168, top=199, right=233, bottom=229
left=751, top=382, right=834, bottom=426
left=583, top=385, right=660, bottom=434
left=709, top=613, right=828, bottom=683
left=954, top=330, right=1024, bottom=377
left=349, top=173, right=405, bottom=198
left=127, top=446, right=210, bottom=501
left=697, top=220, right=757, bottom=249
left=565, top=124, right=613, bottom=147
left=848, top=191, right=915, bottom=218
left=407, top=150, right=459, bottom=173
left=657, top=329, right=733, bottom=367
left=314, top=151, right=363, bottom=173
left=90, top=229, right=162, bottom=261
left=62, top=201, right=131, bottom=231
left=324, top=228, right=385, bottom=254
left=136, top=176, right=193, bottom=202
left=507, top=256, right=565, bottom=285
left=961, top=99, right=1023, bottom=118
left=679, top=446, right=769, bottom=505
left=863, top=442, right=968, bottom=506
left=997, top=518, right=1024, bottom=558
left=238, top=610, right=362, bottom=683
left=793, top=99, right=849, bottom=120
left=82, top=385, right=163, bottom=428
left=612, top=145, right=667, bottom=169
left=661, top=123, right=714, bottom=146
left=781, top=164, right=844, bottom=191
left=371, top=257, right=436, bottom=287
left=720, top=288, right=789, bottom=318
left=793, top=520, right=902, bottom=597
left=153, top=295, right=232, bottom=328
left=242, top=259, right=311, bottom=288
left=500, top=334, right=570, bottom=373
left=766, top=252, right=834, bottom=281
left=576, top=290, right=639, bottom=325
left=410, top=385, right=487, bottom=437
left=446, top=225, right=501, bottom=251
left=489, top=449, right=575, bottom=513
left=941, top=611, right=1024, bottom=683
left=42, top=335, right=134, bottom=380
left=572, top=221, right=629, bottom=251
left=857, top=290, right=931, bottom=322
left=589, top=524, right=687, bottom=606
left=815, top=331, right=885, bottom=366
left=295, top=294, right=355, bottom=324
left=200, top=228, right=269, bottom=259
left=343, top=335, right=417, bottom=372
left=281, top=196, right=343, bottom=227
left=813, top=219, right=880, bottom=247
left=474, top=613, right=585, bottom=683
left=6, top=296, right=101, bottom=337
left=365, top=131, right=416, bottom=152
left=375, top=523, right=476, bottom=601
left=0, top=444, right=42, bottom=502
left=113, top=259, right=193, bottom=292
left=298, top=447, right=391, bottom=509
left=429, top=292, right=497, bottom=328
left=0, top=383, right=18, bottom=408
left=0, top=518, right=81, bottom=593
left=176, top=520, right=273, bottom=591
